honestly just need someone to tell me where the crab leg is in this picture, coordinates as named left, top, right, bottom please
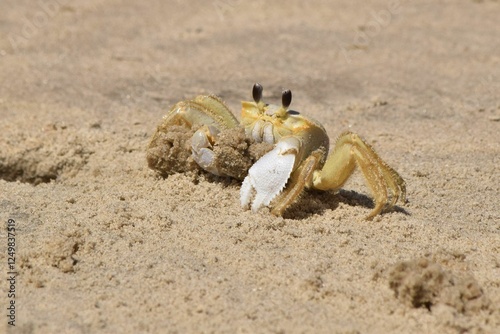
left=164, top=95, right=239, bottom=129
left=270, top=148, right=326, bottom=216
left=312, top=132, right=406, bottom=220
left=147, top=94, right=240, bottom=176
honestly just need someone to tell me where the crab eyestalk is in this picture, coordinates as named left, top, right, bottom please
left=252, top=83, right=263, bottom=103
left=272, top=88, right=292, bottom=118
left=281, top=89, right=292, bottom=109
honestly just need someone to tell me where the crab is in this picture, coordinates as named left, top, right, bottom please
left=147, top=83, right=406, bottom=219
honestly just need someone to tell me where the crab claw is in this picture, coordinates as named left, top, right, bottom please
left=241, top=137, right=300, bottom=212
left=191, top=125, right=222, bottom=175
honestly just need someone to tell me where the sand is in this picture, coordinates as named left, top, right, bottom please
left=1, top=0, right=499, bottom=333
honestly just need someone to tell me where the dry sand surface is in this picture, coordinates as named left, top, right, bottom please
left=1, top=0, right=499, bottom=333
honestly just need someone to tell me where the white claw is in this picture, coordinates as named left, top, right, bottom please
left=191, top=126, right=221, bottom=175
left=240, top=177, right=255, bottom=208
left=240, top=137, right=300, bottom=212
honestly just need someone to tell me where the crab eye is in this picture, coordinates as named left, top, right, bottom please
left=252, top=83, right=263, bottom=103
left=281, top=89, right=292, bottom=109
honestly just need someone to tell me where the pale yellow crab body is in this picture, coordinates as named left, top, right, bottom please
left=241, top=100, right=330, bottom=170
left=147, top=84, right=406, bottom=219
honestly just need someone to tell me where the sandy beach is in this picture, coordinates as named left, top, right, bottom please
left=1, top=0, right=499, bottom=332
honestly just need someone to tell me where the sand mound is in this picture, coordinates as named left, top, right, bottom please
left=388, top=256, right=490, bottom=315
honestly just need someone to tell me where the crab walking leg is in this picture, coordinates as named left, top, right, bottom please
left=312, top=132, right=406, bottom=219
left=270, top=148, right=326, bottom=216
left=148, top=95, right=239, bottom=163
left=241, top=137, right=300, bottom=212
left=163, top=95, right=239, bottom=130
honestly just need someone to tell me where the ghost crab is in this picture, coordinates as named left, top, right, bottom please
left=147, top=83, right=406, bottom=219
